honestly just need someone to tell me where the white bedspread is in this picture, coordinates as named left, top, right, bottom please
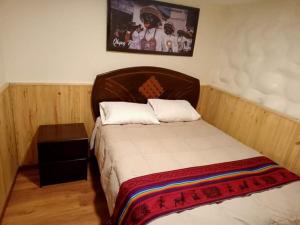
left=93, top=119, right=300, bottom=225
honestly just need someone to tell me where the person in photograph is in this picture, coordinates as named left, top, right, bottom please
left=183, top=27, right=194, bottom=52
left=163, top=21, right=178, bottom=53
left=177, top=29, right=193, bottom=53
left=128, top=24, right=143, bottom=50
left=177, top=30, right=187, bottom=53
left=139, top=5, right=164, bottom=51
left=113, top=28, right=121, bottom=40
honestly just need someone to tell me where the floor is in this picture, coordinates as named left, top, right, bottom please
left=1, top=159, right=109, bottom=225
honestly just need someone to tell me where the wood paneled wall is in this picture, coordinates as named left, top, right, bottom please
left=0, top=84, right=18, bottom=216
left=198, top=85, right=300, bottom=175
left=9, top=84, right=94, bottom=166
left=6, top=83, right=300, bottom=177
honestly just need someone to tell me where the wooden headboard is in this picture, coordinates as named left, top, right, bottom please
left=91, top=66, right=200, bottom=119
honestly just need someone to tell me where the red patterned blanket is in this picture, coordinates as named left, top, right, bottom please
left=111, top=156, right=300, bottom=225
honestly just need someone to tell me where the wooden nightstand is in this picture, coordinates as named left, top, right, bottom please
left=37, top=123, right=88, bottom=187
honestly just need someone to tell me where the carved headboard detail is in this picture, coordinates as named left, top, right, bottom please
left=91, top=66, right=200, bottom=119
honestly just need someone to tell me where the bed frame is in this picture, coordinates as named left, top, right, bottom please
left=91, top=66, right=200, bottom=119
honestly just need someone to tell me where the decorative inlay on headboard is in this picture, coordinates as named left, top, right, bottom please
left=138, top=76, right=164, bottom=99
left=91, top=67, right=200, bottom=119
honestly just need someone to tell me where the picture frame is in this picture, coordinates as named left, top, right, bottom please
left=106, top=0, right=200, bottom=57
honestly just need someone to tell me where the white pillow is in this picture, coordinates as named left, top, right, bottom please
left=148, top=99, right=201, bottom=122
left=99, top=101, right=160, bottom=125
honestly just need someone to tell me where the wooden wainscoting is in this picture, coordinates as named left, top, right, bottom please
left=7, top=83, right=300, bottom=177
left=9, top=84, right=94, bottom=166
left=0, top=84, right=18, bottom=217
left=198, top=85, right=300, bottom=175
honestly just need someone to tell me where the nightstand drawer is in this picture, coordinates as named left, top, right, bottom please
left=39, top=159, right=87, bottom=186
left=38, top=140, right=88, bottom=163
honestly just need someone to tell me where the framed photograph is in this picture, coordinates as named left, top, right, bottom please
left=107, top=0, right=200, bottom=57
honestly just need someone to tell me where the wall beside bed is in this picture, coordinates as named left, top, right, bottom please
left=199, top=86, right=300, bottom=175
left=9, top=84, right=93, bottom=165
left=210, top=0, right=300, bottom=120
left=0, top=84, right=18, bottom=217
left=0, top=19, right=18, bottom=215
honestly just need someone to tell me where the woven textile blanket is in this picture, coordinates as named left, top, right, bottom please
left=111, top=156, right=300, bottom=225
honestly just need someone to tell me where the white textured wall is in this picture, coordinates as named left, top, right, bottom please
left=211, top=0, right=300, bottom=120
left=0, top=0, right=226, bottom=84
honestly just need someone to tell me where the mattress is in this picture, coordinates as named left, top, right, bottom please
left=93, top=119, right=300, bottom=225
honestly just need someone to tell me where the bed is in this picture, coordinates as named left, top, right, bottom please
left=91, top=67, right=300, bottom=225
